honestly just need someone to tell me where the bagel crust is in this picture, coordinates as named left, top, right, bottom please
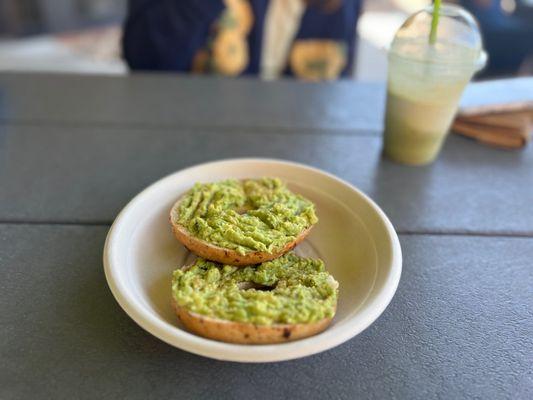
left=172, top=298, right=333, bottom=344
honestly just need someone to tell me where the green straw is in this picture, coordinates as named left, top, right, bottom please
left=429, top=0, right=441, bottom=45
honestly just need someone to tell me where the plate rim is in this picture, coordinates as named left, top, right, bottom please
left=103, top=157, right=402, bottom=363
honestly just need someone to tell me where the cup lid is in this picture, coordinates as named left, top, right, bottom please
left=389, top=4, right=487, bottom=70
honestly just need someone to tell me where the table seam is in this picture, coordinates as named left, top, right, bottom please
left=0, top=221, right=532, bottom=238
left=0, top=119, right=382, bottom=137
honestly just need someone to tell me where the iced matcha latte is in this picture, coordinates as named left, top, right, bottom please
left=383, top=4, right=486, bottom=165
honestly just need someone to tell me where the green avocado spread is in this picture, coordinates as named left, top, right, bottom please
left=176, top=178, right=318, bottom=255
left=171, top=253, right=338, bottom=325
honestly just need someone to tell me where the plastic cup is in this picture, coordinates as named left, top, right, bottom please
left=383, top=4, right=487, bottom=165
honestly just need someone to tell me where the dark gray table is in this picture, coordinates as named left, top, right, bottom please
left=1, top=73, right=532, bottom=400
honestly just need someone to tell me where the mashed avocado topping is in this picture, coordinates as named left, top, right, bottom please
left=171, top=253, right=338, bottom=325
left=177, top=178, right=318, bottom=255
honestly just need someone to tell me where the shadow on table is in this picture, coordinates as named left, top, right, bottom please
left=439, top=134, right=531, bottom=168
left=366, top=133, right=532, bottom=233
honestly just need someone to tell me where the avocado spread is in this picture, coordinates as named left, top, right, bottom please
left=172, top=253, right=338, bottom=325
left=177, top=178, right=318, bottom=255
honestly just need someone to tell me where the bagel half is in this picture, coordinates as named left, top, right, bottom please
left=172, top=298, right=333, bottom=344
left=170, top=197, right=314, bottom=266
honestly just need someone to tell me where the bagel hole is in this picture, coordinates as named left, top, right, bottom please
left=238, top=281, right=275, bottom=291
left=235, top=206, right=251, bottom=215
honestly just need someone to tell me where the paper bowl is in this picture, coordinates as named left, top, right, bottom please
left=103, top=159, right=402, bottom=362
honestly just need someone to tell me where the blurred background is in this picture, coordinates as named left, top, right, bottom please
left=0, top=0, right=531, bottom=80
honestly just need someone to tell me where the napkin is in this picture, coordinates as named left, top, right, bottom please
left=452, top=103, right=533, bottom=149
left=452, top=81, right=533, bottom=150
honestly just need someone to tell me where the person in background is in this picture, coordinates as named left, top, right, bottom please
left=458, top=0, right=533, bottom=77
left=122, top=0, right=362, bottom=80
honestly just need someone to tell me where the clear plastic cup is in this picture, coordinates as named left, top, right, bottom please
left=383, top=4, right=487, bottom=165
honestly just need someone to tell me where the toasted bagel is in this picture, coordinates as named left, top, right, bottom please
left=169, top=178, right=316, bottom=266
left=171, top=255, right=338, bottom=344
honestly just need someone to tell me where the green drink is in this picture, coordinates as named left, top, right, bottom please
left=383, top=4, right=486, bottom=165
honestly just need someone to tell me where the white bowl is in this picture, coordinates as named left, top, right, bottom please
left=103, top=159, right=402, bottom=362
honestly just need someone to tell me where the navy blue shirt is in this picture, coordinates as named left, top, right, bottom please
left=123, top=0, right=362, bottom=79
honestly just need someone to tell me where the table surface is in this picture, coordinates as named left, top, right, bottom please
left=0, top=72, right=531, bottom=400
